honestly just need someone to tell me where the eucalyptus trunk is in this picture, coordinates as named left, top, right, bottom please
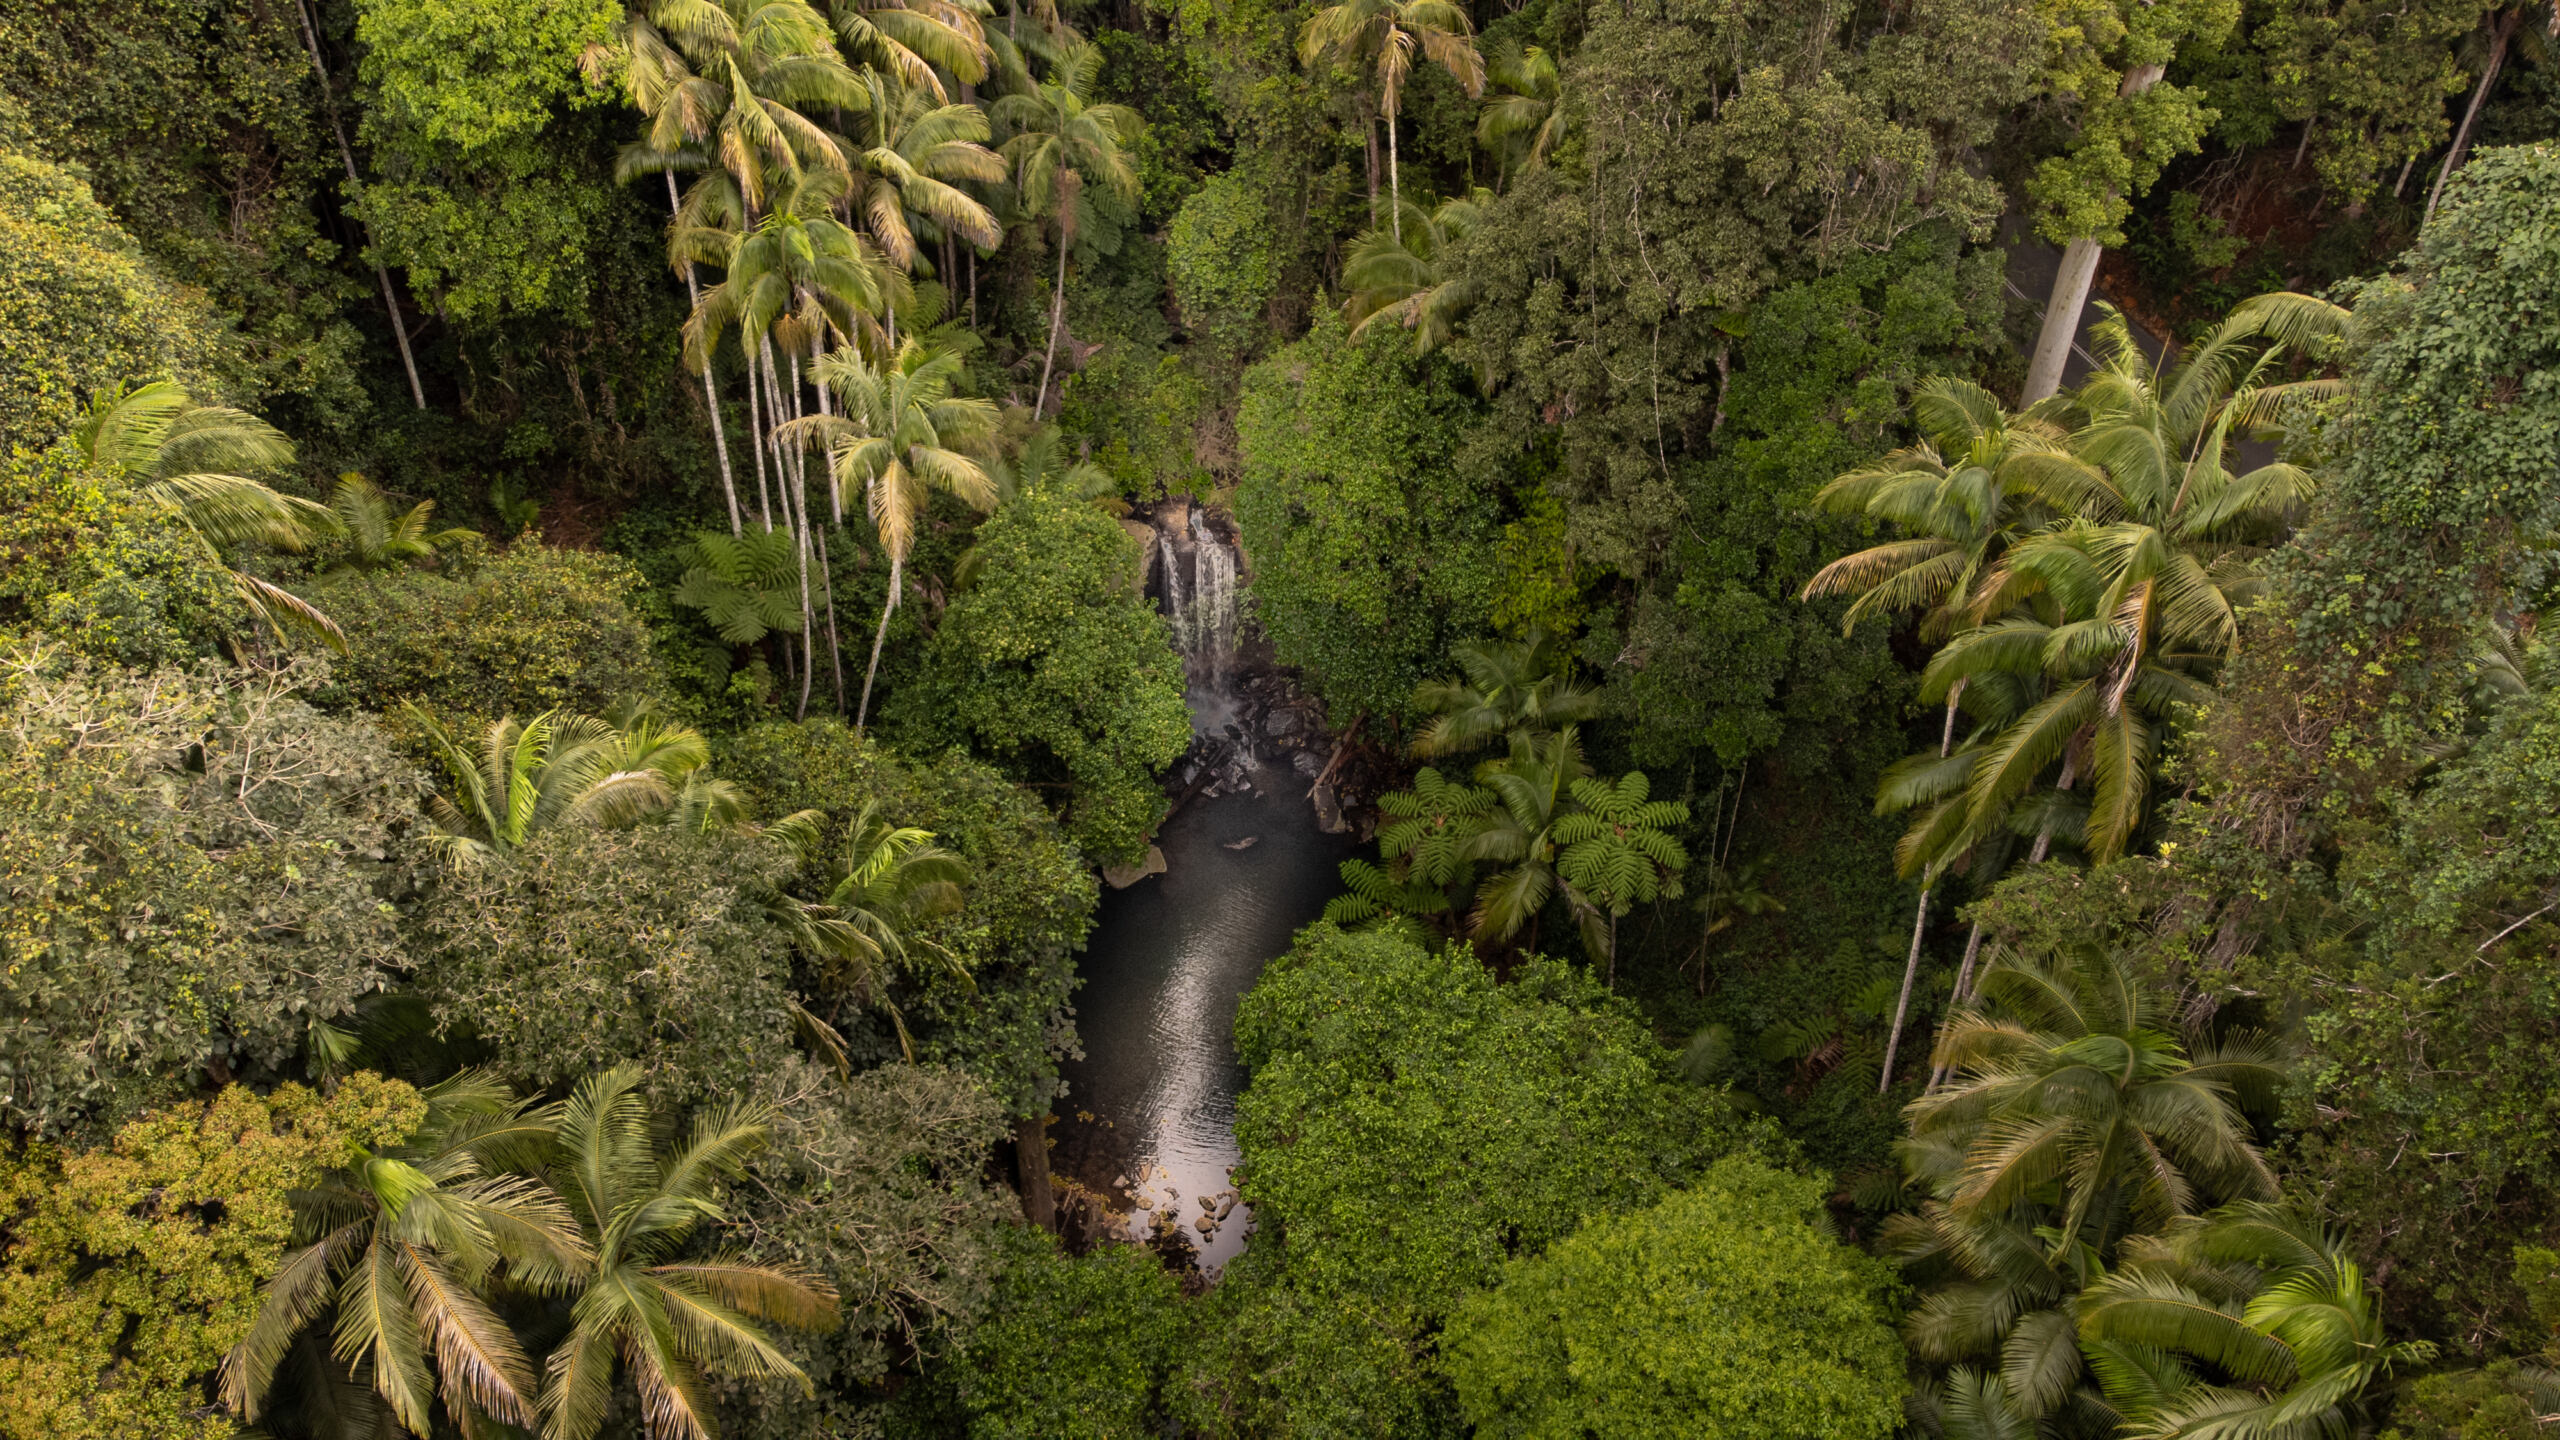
left=2427, top=8, right=2521, bottom=219
left=2021, top=63, right=2166, bottom=405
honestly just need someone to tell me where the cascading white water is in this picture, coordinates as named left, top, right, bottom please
left=1187, top=539, right=1237, bottom=681
left=1158, top=519, right=1239, bottom=689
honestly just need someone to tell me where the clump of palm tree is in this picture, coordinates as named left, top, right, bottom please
left=1886, top=944, right=2286, bottom=1435
left=992, top=41, right=1140, bottom=420
left=1297, top=0, right=1485, bottom=239
left=536, top=1065, right=839, bottom=1440
left=788, top=336, right=999, bottom=725
left=71, top=379, right=344, bottom=648
left=1476, top=39, right=1562, bottom=182
left=1409, top=627, right=1599, bottom=762
left=408, top=706, right=745, bottom=867
left=2077, top=1202, right=2434, bottom=1437
left=1341, top=189, right=1490, bottom=355
left=325, top=471, right=476, bottom=573
left=223, top=1072, right=586, bottom=1437
left=766, top=801, right=972, bottom=1059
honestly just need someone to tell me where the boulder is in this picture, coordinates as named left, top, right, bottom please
left=1102, top=845, right=1168, bottom=889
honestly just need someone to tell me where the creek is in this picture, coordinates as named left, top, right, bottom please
left=1051, top=503, right=1353, bottom=1271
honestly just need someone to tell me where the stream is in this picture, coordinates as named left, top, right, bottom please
left=1051, top=503, right=1354, bottom=1271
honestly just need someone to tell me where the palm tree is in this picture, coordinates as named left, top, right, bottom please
left=789, top=336, right=999, bottom=725
left=70, top=379, right=345, bottom=649
left=683, top=173, right=906, bottom=713
left=1907, top=944, right=2284, bottom=1260
left=223, top=1072, right=587, bottom=1437
left=843, top=70, right=1006, bottom=282
left=821, top=0, right=991, bottom=99
left=1297, top=0, right=1484, bottom=240
left=992, top=42, right=1140, bottom=419
left=1476, top=39, right=1562, bottom=181
left=537, top=1065, right=838, bottom=1440
left=1465, top=726, right=1598, bottom=954
left=1410, top=627, right=1600, bottom=761
left=2076, top=1202, right=2435, bottom=1438
left=1553, top=771, right=1688, bottom=983
left=407, top=707, right=726, bottom=867
left=768, top=801, right=971, bottom=1058
left=1341, top=189, right=1490, bottom=356
left=1800, top=377, right=2071, bottom=643
left=325, top=472, right=476, bottom=572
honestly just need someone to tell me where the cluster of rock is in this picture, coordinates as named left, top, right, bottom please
left=1119, top=1162, right=1243, bottom=1248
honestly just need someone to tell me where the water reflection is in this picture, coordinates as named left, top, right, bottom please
left=1055, top=758, right=1352, bottom=1270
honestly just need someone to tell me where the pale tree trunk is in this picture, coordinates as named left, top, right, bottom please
left=763, top=339, right=818, bottom=720
left=744, top=323, right=774, bottom=531
left=668, top=172, right=742, bottom=536
left=859, top=552, right=901, bottom=728
left=292, top=0, right=426, bottom=410
left=2427, top=8, right=2520, bottom=220
left=1926, top=922, right=1988, bottom=1094
left=1878, top=697, right=1963, bottom=1094
left=1386, top=88, right=1403, bottom=243
left=1035, top=238, right=1068, bottom=420
left=807, top=333, right=846, bottom=710
left=784, top=348, right=818, bottom=721
left=2021, top=63, right=2165, bottom=406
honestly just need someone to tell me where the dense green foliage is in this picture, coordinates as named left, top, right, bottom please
left=890, top=493, right=1190, bottom=862
left=307, top=541, right=669, bottom=722
left=1444, top=1159, right=1908, bottom=1439
left=0, top=0, right=2552, bottom=1427
left=0, top=659, right=415, bottom=1137
left=1235, top=309, right=1501, bottom=721
left=0, top=1077, right=423, bottom=1440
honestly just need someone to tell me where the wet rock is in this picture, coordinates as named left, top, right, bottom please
left=1103, top=845, right=1168, bottom=889
left=1195, top=1215, right=1216, bottom=1234
left=1263, top=708, right=1304, bottom=739
left=1291, top=750, right=1326, bottom=780
left=1216, top=1196, right=1236, bottom=1220
left=1312, top=783, right=1349, bottom=834
left=1198, top=1194, right=1217, bottom=1213
left=1134, top=1194, right=1155, bottom=1210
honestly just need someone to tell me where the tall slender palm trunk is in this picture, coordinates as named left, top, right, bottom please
left=1880, top=697, right=1962, bottom=1093
left=1035, top=238, right=1068, bottom=421
left=668, top=172, right=742, bottom=537
left=1385, top=90, right=1403, bottom=242
left=744, top=323, right=775, bottom=531
left=859, top=553, right=900, bottom=728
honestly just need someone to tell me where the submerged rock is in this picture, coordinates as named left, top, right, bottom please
left=1224, top=835, right=1259, bottom=850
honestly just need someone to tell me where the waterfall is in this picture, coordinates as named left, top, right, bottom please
left=1159, top=522, right=1238, bottom=688
left=1190, top=538, right=1237, bottom=679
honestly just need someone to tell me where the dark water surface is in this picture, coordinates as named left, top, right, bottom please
left=1054, top=758, right=1352, bottom=1269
